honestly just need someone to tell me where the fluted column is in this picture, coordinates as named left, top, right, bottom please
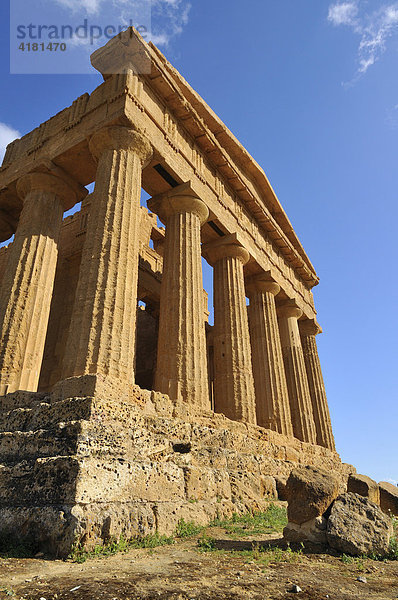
left=278, top=305, right=317, bottom=444
left=300, top=320, right=335, bottom=450
left=147, top=183, right=210, bottom=408
left=204, top=238, right=256, bottom=424
left=247, top=278, right=293, bottom=437
left=62, top=126, right=152, bottom=383
left=0, top=173, right=78, bottom=394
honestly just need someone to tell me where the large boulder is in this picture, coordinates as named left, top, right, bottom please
left=327, top=493, right=393, bottom=556
left=347, top=473, right=380, bottom=505
left=285, top=466, right=339, bottom=525
left=379, top=481, right=398, bottom=516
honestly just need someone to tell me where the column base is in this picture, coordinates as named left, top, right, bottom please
left=51, top=373, right=134, bottom=403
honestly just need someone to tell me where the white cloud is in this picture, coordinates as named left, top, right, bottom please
left=147, top=0, right=191, bottom=47
left=328, top=1, right=398, bottom=78
left=54, top=0, right=103, bottom=15
left=53, top=0, right=191, bottom=48
left=387, top=478, right=398, bottom=486
left=0, top=123, right=21, bottom=163
left=328, top=2, right=359, bottom=26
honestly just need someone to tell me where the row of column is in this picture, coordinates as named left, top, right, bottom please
left=148, top=185, right=334, bottom=450
left=0, top=124, right=334, bottom=451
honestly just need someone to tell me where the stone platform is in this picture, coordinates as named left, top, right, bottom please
left=0, top=385, right=353, bottom=557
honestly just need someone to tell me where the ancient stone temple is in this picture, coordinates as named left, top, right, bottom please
left=0, top=29, right=351, bottom=556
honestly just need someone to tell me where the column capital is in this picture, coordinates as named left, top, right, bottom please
left=89, top=126, right=153, bottom=167
left=246, top=275, right=280, bottom=297
left=300, top=319, right=322, bottom=336
left=203, top=233, right=250, bottom=266
left=16, top=172, right=78, bottom=212
left=148, top=181, right=209, bottom=225
left=277, top=304, right=303, bottom=319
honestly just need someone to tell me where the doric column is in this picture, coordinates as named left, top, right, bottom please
left=203, top=237, right=256, bottom=424
left=0, top=173, right=78, bottom=395
left=300, top=320, right=336, bottom=450
left=62, top=126, right=152, bottom=383
left=278, top=305, right=317, bottom=444
left=246, top=278, right=293, bottom=437
left=147, top=182, right=210, bottom=408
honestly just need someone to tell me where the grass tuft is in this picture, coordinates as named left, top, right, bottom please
left=175, top=518, right=203, bottom=538
left=69, top=533, right=174, bottom=563
left=211, top=504, right=287, bottom=538
left=197, top=536, right=303, bottom=566
left=197, top=532, right=217, bottom=551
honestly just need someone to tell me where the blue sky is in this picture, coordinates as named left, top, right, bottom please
left=0, top=1, right=397, bottom=484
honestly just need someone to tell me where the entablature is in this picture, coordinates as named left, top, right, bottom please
left=0, top=28, right=318, bottom=318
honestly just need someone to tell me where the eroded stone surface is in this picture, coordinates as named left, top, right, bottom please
left=347, top=473, right=380, bottom=505
left=327, top=493, right=393, bottom=557
left=379, top=481, right=398, bottom=516
left=285, top=465, right=340, bottom=525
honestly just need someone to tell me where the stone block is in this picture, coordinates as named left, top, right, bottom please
left=379, top=481, right=398, bottom=516
left=0, top=457, right=79, bottom=506
left=75, top=459, right=186, bottom=503
left=229, top=471, right=277, bottom=504
left=285, top=465, right=339, bottom=525
left=0, top=397, right=93, bottom=433
left=184, top=466, right=231, bottom=501
left=0, top=423, right=81, bottom=461
left=347, top=473, right=380, bottom=505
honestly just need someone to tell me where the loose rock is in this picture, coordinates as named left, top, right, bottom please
left=285, top=466, right=339, bottom=525
left=379, top=481, right=398, bottom=516
left=348, top=474, right=380, bottom=505
left=327, top=493, right=393, bottom=556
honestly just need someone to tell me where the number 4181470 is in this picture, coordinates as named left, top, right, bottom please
left=18, top=42, right=67, bottom=51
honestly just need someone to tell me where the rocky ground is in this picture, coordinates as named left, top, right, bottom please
left=1, top=516, right=398, bottom=600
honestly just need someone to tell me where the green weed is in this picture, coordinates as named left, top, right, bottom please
left=69, top=533, right=174, bottom=563
left=211, top=504, right=287, bottom=538
left=175, top=518, right=203, bottom=538
left=197, top=532, right=216, bottom=551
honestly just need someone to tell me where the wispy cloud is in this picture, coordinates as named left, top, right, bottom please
left=53, top=0, right=191, bottom=47
left=0, top=122, right=21, bottom=163
left=54, top=0, right=103, bottom=15
left=328, top=2, right=359, bottom=26
left=147, top=0, right=191, bottom=47
left=328, top=1, right=398, bottom=78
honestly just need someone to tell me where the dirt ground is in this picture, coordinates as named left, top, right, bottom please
left=1, top=530, right=397, bottom=600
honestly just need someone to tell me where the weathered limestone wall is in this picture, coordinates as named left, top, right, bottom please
left=0, top=386, right=354, bottom=557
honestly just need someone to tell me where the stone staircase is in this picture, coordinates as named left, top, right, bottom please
left=0, top=389, right=353, bottom=558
